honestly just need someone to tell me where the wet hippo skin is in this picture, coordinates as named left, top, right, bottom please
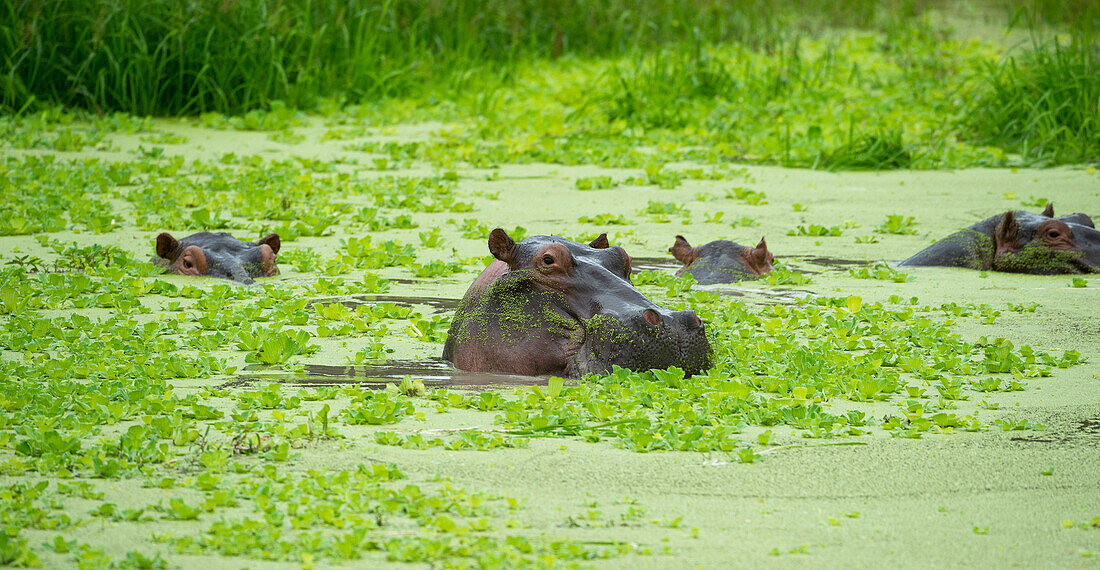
left=443, top=229, right=712, bottom=377
left=669, top=235, right=774, bottom=284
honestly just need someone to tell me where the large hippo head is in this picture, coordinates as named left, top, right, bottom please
left=990, top=208, right=1099, bottom=273
left=443, top=229, right=712, bottom=378
left=900, top=204, right=1100, bottom=274
left=669, top=235, right=774, bottom=284
left=155, top=231, right=281, bottom=284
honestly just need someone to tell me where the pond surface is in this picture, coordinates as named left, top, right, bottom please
left=1, top=112, right=1098, bottom=569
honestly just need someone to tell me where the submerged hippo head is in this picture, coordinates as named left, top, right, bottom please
left=991, top=208, right=1100, bottom=274
left=900, top=204, right=1100, bottom=274
left=155, top=231, right=281, bottom=284
left=669, top=235, right=774, bottom=284
left=443, top=229, right=711, bottom=377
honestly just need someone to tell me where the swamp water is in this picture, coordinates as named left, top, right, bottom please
left=1, top=115, right=1098, bottom=568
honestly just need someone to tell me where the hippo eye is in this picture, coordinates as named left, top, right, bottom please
left=542, top=255, right=554, bottom=265
left=183, top=259, right=193, bottom=269
left=1048, top=231, right=1060, bottom=238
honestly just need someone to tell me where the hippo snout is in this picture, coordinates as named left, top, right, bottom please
left=623, top=307, right=710, bottom=375
left=673, top=309, right=704, bottom=330
left=226, top=263, right=255, bottom=285
left=642, top=308, right=703, bottom=329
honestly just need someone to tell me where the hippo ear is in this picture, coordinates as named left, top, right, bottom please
left=669, top=235, right=699, bottom=265
left=256, top=233, right=281, bottom=255
left=488, top=228, right=517, bottom=263
left=1041, top=203, right=1054, bottom=218
left=994, top=211, right=1020, bottom=255
left=748, top=237, right=774, bottom=274
left=156, top=232, right=180, bottom=260
left=588, top=233, right=610, bottom=249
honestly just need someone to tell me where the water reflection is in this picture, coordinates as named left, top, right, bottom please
left=226, top=359, right=555, bottom=390
left=307, top=294, right=460, bottom=312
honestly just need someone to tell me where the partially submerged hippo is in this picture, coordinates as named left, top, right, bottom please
left=669, top=236, right=774, bottom=284
left=900, top=204, right=1100, bottom=274
left=155, top=231, right=281, bottom=284
left=443, top=229, right=712, bottom=377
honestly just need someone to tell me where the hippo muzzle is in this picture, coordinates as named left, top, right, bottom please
left=570, top=306, right=711, bottom=377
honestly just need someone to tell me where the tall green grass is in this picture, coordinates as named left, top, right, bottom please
left=965, top=35, right=1099, bottom=164
left=601, top=30, right=737, bottom=130
left=593, top=6, right=1100, bottom=167
left=0, top=0, right=888, bottom=116
left=1005, top=0, right=1099, bottom=37
left=1, top=0, right=1097, bottom=165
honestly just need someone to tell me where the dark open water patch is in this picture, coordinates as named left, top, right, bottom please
left=712, top=287, right=815, bottom=302
left=797, top=256, right=869, bottom=270
left=633, top=255, right=870, bottom=274
left=630, top=258, right=812, bottom=302
left=1008, top=414, right=1099, bottom=445
left=307, top=294, right=461, bottom=312
left=223, top=359, right=554, bottom=391
left=631, top=257, right=681, bottom=272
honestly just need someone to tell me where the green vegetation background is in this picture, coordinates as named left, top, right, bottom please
left=2, top=0, right=1098, bottom=166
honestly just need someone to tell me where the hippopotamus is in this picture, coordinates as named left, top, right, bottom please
left=669, top=236, right=774, bottom=284
left=899, top=204, right=1100, bottom=274
left=155, top=231, right=281, bottom=284
left=443, top=229, right=712, bottom=377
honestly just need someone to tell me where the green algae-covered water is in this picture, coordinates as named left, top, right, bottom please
left=1, top=115, right=1097, bottom=568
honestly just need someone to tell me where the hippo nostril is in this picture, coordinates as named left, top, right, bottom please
left=671, top=310, right=704, bottom=330
left=644, top=309, right=660, bottom=326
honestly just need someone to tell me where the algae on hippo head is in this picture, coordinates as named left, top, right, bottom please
left=993, top=242, right=1099, bottom=275
left=577, top=311, right=712, bottom=377
left=444, top=271, right=584, bottom=374
left=443, top=229, right=711, bottom=377
left=899, top=229, right=995, bottom=271
left=901, top=205, right=1100, bottom=274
